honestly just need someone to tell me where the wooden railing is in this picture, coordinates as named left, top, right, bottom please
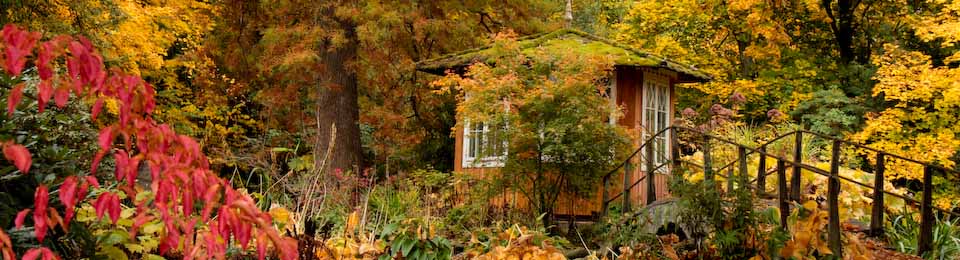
left=599, top=126, right=960, bottom=257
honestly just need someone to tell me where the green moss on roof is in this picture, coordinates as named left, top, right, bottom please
left=416, top=29, right=711, bottom=82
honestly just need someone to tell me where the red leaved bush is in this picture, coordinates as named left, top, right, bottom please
left=0, top=24, right=298, bottom=259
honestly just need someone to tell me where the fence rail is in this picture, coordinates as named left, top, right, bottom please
left=599, top=125, right=960, bottom=256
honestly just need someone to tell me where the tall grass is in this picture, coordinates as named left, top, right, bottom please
left=887, top=212, right=960, bottom=259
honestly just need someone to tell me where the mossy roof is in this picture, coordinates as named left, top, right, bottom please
left=416, top=29, right=711, bottom=83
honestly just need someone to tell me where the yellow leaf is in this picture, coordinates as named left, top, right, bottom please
left=345, top=211, right=360, bottom=235
left=269, top=204, right=291, bottom=226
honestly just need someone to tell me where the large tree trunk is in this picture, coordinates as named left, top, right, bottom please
left=823, top=0, right=859, bottom=64
left=316, top=19, right=362, bottom=173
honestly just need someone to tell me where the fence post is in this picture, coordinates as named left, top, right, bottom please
left=738, top=147, right=748, bottom=192
left=828, top=140, right=842, bottom=258
left=777, top=159, right=789, bottom=230
left=671, top=128, right=681, bottom=172
left=601, top=174, right=610, bottom=218
left=757, top=146, right=767, bottom=196
left=622, top=161, right=632, bottom=213
left=791, top=132, right=803, bottom=202
left=918, top=166, right=934, bottom=256
left=703, top=135, right=713, bottom=187
left=870, top=153, right=885, bottom=237
left=646, top=139, right=657, bottom=205
left=727, top=167, right=734, bottom=193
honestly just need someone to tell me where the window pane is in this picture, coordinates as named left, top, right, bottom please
left=468, top=129, right=476, bottom=158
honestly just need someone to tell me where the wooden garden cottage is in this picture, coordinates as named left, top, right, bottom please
left=417, top=29, right=711, bottom=217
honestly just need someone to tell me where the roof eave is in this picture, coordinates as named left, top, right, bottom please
left=415, top=29, right=713, bottom=81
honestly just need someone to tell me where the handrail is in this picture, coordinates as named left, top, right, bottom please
left=798, top=130, right=960, bottom=177
left=677, top=146, right=958, bottom=218
left=602, top=126, right=674, bottom=180
left=600, top=125, right=959, bottom=257
left=672, top=126, right=952, bottom=206
left=676, top=126, right=960, bottom=183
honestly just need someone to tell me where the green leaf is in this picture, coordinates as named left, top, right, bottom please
left=101, top=230, right=128, bottom=246
left=143, top=221, right=163, bottom=234
left=401, top=238, right=416, bottom=256
left=124, top=243, right=145, bottom=253
left=380, top=223, right=398, bottom=239
left=138, top=235, right=161, bottom=252
left=98, top=245, right=129, bottom=260
left=409, top=248, right=421, bottom=260
left=143, top=254, right=166, bottom=260
left=390, top=240, right=401, bottom=256
left=271, top=147, right=294, bottom=153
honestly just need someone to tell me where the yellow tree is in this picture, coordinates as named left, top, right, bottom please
left=614, top=0, right=831, bottom=119
left=855, top=1, right=960, bottom=207
left=614, top=0, right=917, bottom=125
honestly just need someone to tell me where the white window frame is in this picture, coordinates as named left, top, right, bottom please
left=606, top=75, right=618, bottom=125
left=641, top=70, right=671, bottom=173
left=462, top=97, right=509, bottom=168
left=462, top=120, right=507, bottom=168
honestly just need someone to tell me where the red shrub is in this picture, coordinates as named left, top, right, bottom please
left=0, top=24, right=297, bottom=260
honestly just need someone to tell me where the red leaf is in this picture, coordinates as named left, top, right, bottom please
left=237, top=222, right=252, bottom=249
left=0, top=226, right=10, bottom=246
left=107, top=193, right=120, bottom=224
left=7, top=83, right=23, bottom=116
left=14, top=209, right=29, bottom=229
left=76, top=183, right=89, bottom=218
left=159, top=232, right=179, bottom=255
left=91, top=98, right=104, bottom=121
left=59, top=176, right=78, bottom=224
left=98, top=126, right=114, bottom=151
left=33, top=185, right=49, bottom=243
left=22, top=248, right=41, bottom=260
left=93, top=192, right=122, bottom=224
left=37, top=81, right=53, bottom=113
left=85, top=175, right=100, bottom=189
left=3, top=143, right=31, bottom=173
left=46, top=207, right=64, bottom=233
left=200, top=184, right=220, bottom=221
left=22, top=247, right=57, bottom=260
left=182, top=189, right=194, bottom=216
left=113, top=150, right=128, bottom=182
left=1, top=25, right=41, bottom=76
left=41, top=247, right=58, bottom=260
left=94, top=192, right=109, bottom=221
left=279, top=237, right=298, bottom=260
left=257, top=233, right=268, bottom=260
left=53, top=87, right=69, bottom=108
left=0, top=228, right=13, bottom=260
left=129, top=209, right=151, bottom=238
left=37, top=42, right=55, bottom=80
left=90, top=150, right=106, bottom=175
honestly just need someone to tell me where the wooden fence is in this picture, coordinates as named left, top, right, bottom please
left=599, top=126, right=960, bottom=257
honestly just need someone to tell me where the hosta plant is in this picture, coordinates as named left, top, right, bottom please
left=0, top=24, right=296, bottom=259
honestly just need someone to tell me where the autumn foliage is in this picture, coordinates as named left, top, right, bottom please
left=0, top=24, right=296, bottom=259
